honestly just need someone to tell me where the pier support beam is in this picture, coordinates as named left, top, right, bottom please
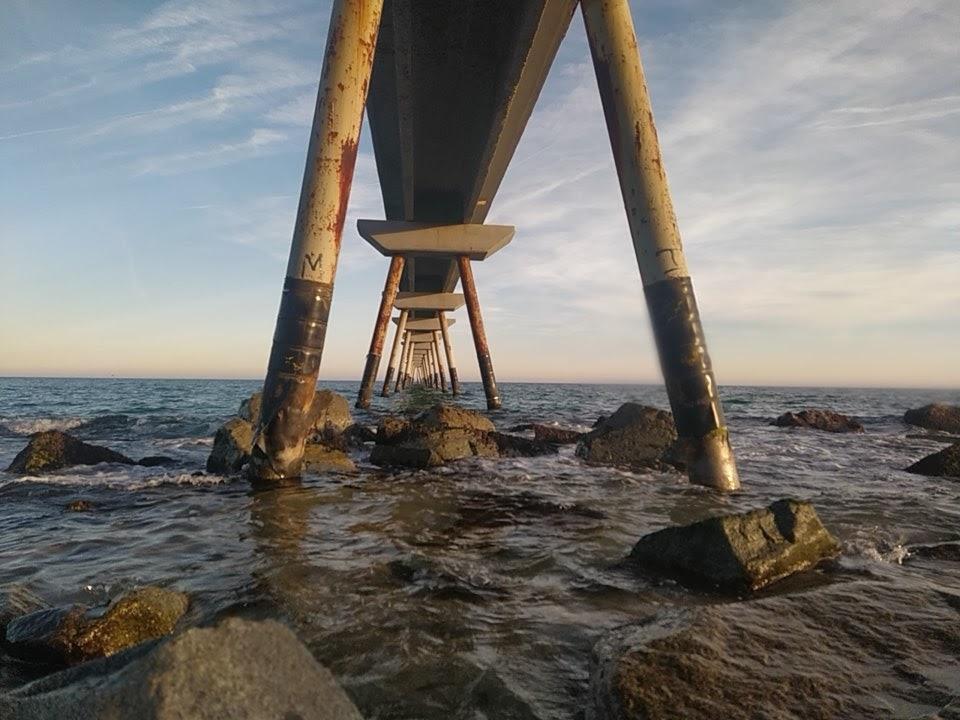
left=457, top=255, right=501, bottom=410
left=382, top=309, right=408, bottom=397
left=357, top=255, right=405, bottom=408
left=438, top=311, right=460, bottom=395
left=250, top=0, right=383, bottom=481
left=582, top=0, right=739, bottom=491
left=400, top=332, right=414, bottom=389
left=433, top=330, right=448, bottom=392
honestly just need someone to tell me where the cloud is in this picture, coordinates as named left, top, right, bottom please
left=135, top=127, right=288, bottom=175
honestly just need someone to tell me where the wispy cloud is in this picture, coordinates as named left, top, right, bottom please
left=135, top=127, right=288, bottom=175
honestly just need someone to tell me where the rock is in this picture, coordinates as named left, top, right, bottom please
left=303, top=444, right=356, bottom=473
left=906, top=442, right=960, bottom=478
left=205, top=417, right=253, bottom=474
left=576, top=404, right=678, bottom=471
left=1, top=586, right=48, bottom=637
left=343, top=423, right=376, bottom=447
left=3, top=587, right=188, bottom=666
left=904, top=403, right=960, bottom=434
left=370, top=405, right=499, bottom=468
left=136, top=456, right=176, bottom=467
left=628, top=499, right=840, bottom=591
left=0, top=616, right=363, bottom=720
left=491, top=432, right=558, bottom=458
left=588, top=580, right=960, bottom=720
left=532, top=424, right=583, bottom=444
left=66, top=500, right=94, bottom=512
left=908, top=541, right=960, bottom=562
left=771, top=409, right=864, bottom=433
left=6, top=431, right=134, bottom=474
left=239, top=389, right=352, bottom=435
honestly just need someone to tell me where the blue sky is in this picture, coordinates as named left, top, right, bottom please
left=1, top=0, right=958, bottom=386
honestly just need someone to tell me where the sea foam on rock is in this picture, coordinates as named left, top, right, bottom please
left=3, top=586, right=188, bottom=666
left=628, top=499, right=840, bottom=592
left=904, top=403, right=960, bottom=434
left=771, top=409, right=864, bottom=433
left=576, top=403, right=681, bottom=472
left=905, top=442, right=960, bottom=478
left=0, top=616, right=363, bottom=720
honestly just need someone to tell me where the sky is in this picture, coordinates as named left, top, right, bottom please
left=1, top=0, right=958, bottom=387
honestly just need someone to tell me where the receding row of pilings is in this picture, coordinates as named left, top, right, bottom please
left=249, top=0, right=740, bottom=492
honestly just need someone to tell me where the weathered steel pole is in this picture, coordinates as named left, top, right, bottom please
left=357, top=255, right=406, bottom=408
left=382, top=309, right=408, bottom=397
left=250, top=0, right=383, bottom=481
left=582, top=0, right=739, bottom=492
left=433, top=330, right=448, bottom=392
left=401, top=332, right=414, bottom=389
left=457, top=256, right=501, bottom=410
left=438, top=310, right=460, bottom=395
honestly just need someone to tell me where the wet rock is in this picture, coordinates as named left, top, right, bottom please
left=205, top=417, right=253, bottom=474
left=491, top=432, right=558, bottom=458
left=904, top=403, right=960, bottom=434
left=628, top=499, right=840, bottom=592
left=908, top=541, right=960, bottom=562
left=6, top=431, right=134, bottom=474
left=66, top=500, right=94, bottom=512
left=303, top=444, right=356, bottom=473
left=1, top=586, right=48, bottom=637
left=906, top=442, right=960, bottom=478
left=343, top=423, right=376, bottom=447
left=137, top=456, right=176, bottom=468
left=370, top=405, right=499, bottom=468
left=588, top=581, right=960, bottom=720
left=532, top=424, right=584, bottom=444
left=3, top=586, right=188, bottom=666
left=772, top=408, right=864, bottom=433
left=576, top=404, right=678, bottom=471
left=0, top=616, right=363, bottom=720
left=239, top=389, right=352, bottom=435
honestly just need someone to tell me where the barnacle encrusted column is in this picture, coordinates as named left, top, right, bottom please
left=582, top=0, right=740, bottom=491
left=250, top=0, right=383, bottom=481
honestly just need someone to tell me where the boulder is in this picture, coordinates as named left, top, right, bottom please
left=771, top=409, right=864, bottom=433
left=576, top=404, right=679, bottom=471
left=6, top=431, right=134, bottom=474
left=370, top=405, right=500, bottom=468
left=588, top=581, right=960, bottom=720
left=0, top=616, right=363, bottom=720
left=906, top=442, right=960, bottom=478
left=342, top=423, right=377, bottom=447
left=205, top=417, right=254, bottom=474
left=491, top=432, right=559, bottom=458
left=628, top=499, right=840, bottom=591
left=303, top=444, right=356, bottom=473
left=532, top=424, right=584, bottom=444
left=904, top=404, right=960, bottom=434
left=3, top=586, right=188, bottom=666
left=239, top=389, right=352, bottom=435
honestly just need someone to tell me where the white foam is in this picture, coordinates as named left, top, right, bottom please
left=0, top=417, right=85, bottom=435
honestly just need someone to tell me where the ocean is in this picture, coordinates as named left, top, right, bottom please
left=1, top=377, right=959, bottom=718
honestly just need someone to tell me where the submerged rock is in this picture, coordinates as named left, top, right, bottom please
left=906, top=442, right=960, bottom=478
left=491, top=432, right=558, bottom=458
left=65, top=499, right=94, bottom=512
left=370, top=405, right=499, bottom=468
left=908, top=541, right=960, bottom=562
left=6, top=430, right=134, bottom=474
left=3, top=586, right=188, bottom=666
left=772, top=409, right=864, bottom=433
left=904, top=403, right=960, bottom=434
left=588, top=581, right=960, bottom=720
left=303, top=443, right=356, bottom=473
left=628, top=499, right=840, bottom=591
left=136, top=455, right=176, bottom=468
left=576, top=404, right=679, bottom=471
left=0, top=616, right=363, bottom=720
left=205, top=417, right=254, bottom=474
left=532, top=424, right=584, bottom=444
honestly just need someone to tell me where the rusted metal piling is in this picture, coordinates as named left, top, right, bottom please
left=582, top=0, right=739, bottom=491
left=438, top=310, right=460, bottom=395
left=433, top=330, right=448, bottom=392
left=382, top=309, right=408, bottom=396
left=250, top=0, right=383, bottom=481
left=357, top=255, right=405, bottom=408
left=458, top=256, right=501, bottom=410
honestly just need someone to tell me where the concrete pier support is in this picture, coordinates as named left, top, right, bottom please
left=250, top=0, right=383, bottom=481
left=357, top=255, right=405, bottom=408
left=438, top=311, right=460, bottom=395
left=582, top=0, right=739, bottom=491
left=382, top=309, right=408, bottom=397
left=400, top=332, right=414, bottom=389
left=457, top=255, right=501, bottom=410
left=433, top=331, right=448, bottom=392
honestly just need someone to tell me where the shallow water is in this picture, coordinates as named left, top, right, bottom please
left=1, top=378, right=959, bottom=718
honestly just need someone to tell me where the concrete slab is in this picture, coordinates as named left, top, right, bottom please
left=357, top=220, right=514, bottom=260
left=394, top=292, right=465, bottom=311
left=394, top=317, right=454, bottom=331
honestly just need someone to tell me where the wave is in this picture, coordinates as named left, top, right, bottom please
left=0, top=417, right=85, bottom=436
left=0, top=470, right=228, bottom=491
